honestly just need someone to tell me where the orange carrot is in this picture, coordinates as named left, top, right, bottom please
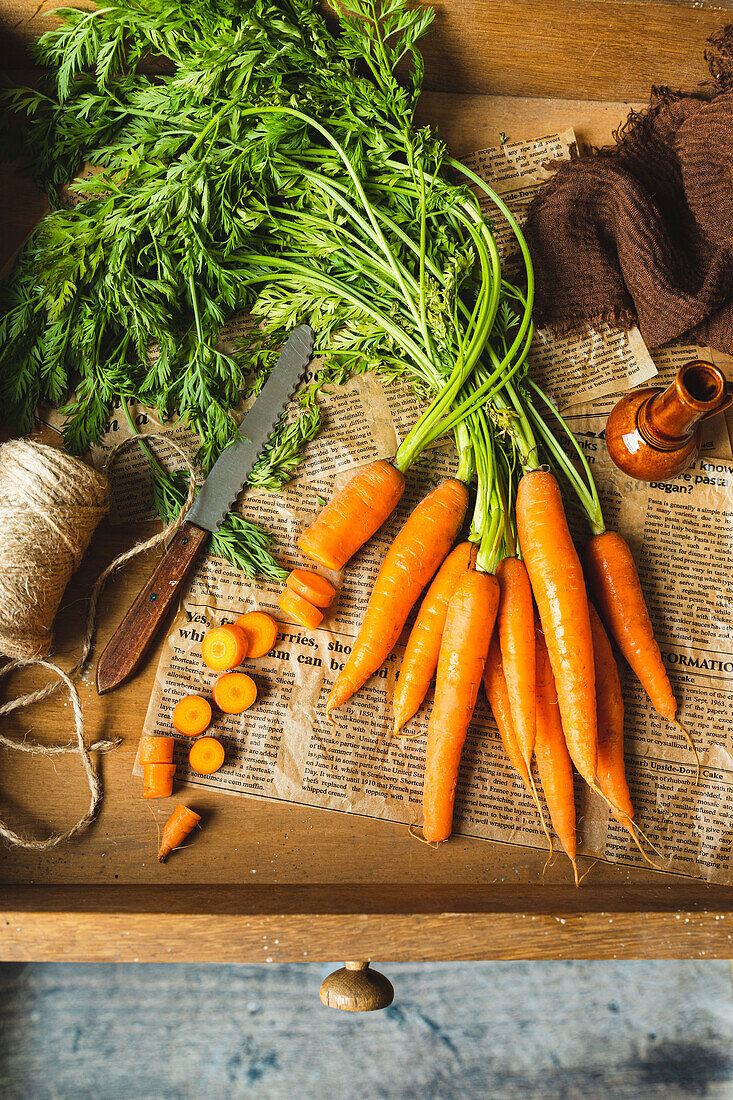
left=422, top=570, right=499, bottom=843
left=143, top=762, right=176, bottom=799
left=286, top=569, right=336, bottom=608
left=516, top=470, right=597, bottom=785
left=213, top=671, right=257, bottom=714
left=278, top=588, right=323, bottom=630
left=138, top=735, right=175, bottom=765
left=201, top=624, right=248, bottom=671
left=534, top=624, right=577, bottom=877
left=188, top=736, right=225, bottom=775
left=172, top=695, right=212, bottom=737
left=496, top=556, right=536, bottom=766
left=327, top=479, right=469, bottom=715
left=589, top=602, right=634, bottom=825
left=235, top=611, right=279, bottom=658
left=158, top=803, right=202, bottom=862
left=393, top=541, right=477, bottom=734
left=585, top=530, right=677, bottom=721
left=298, top=460, right=405, bottom=570
left=482, top=633, right=532, bottom=788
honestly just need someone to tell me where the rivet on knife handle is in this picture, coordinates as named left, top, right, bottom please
left=96, top=521, right=208, bottom=695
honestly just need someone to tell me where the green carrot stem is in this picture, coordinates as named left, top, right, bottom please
left=393, top=220, right=499, bottom=470
left=236, top=254, right=436, bottom=380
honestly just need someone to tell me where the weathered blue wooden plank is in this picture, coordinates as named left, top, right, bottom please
left=0, top=961, right=731, bottom=1099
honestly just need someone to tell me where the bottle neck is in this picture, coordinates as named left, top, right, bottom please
left=640, top=360, right=728, bottom=449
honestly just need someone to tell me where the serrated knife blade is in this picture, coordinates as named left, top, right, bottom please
left=186, top=324, right=314, bottom=532
left=96, top=324, right=314, bottom=694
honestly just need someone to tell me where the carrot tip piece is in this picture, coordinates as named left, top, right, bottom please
left=571, top=859, right=579, bottom=888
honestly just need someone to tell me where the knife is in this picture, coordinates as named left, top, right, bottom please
left=96, top=324, right=314, bottom=695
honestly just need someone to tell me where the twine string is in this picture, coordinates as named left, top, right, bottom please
left=0, top=434, right=197, bottom=850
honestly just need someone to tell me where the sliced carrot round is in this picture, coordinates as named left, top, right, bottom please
left=286, top=569, right=336, bottom=608
left=213, top=672, right=257, bottom=714
left=234, top=611, right=279, bottom=659
left=277, top=588, right=323, bottom=631
left=138, top=735, right=175, bottom=764
left=172, top=695, right=212, bottom=737
left=188, top=736, right=225, bottom=775
left=143, top=762, right=176, bottom=799
left=201, top=624, right=248, bottom=671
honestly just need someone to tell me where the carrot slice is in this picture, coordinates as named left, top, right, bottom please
left=143, top=762, right=176, bottom=799
left=234, top=611, right=279, bottom=658
left=298, top=459, right=405, bottom=571
left=213, top=672, right=257, bottom=714
left=188, top=736, right=225, bottom=775
left=138, top=735, right=175, bottom=764
left=201, top=624, right=248, bottom=671
left=278, top=588, right=323, bottom=630
left=286, top=569, right=336, bottom=608
left=172, top=695, right=212, bottom=737
left=158, top=804, right=202, bottom=862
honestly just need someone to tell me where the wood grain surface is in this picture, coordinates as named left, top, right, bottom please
left=2, top=885, right=733, bottom=961
left=0, top=64, right=732, bottom=959
left=417, top=0, right=731, bottom=101
left=1, top=0, right=732, bottom=100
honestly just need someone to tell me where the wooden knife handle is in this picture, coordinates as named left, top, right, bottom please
left=96, top=521, right=209, bottom=695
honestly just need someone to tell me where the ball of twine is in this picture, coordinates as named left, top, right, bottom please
left=0, top=439, right=109, bottom=661
left=0, top=435, right=197, bottom=850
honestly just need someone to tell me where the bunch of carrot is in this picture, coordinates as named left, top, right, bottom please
left=299, top=453, right=686, bottom=877
left=294, top=242, right=690, bottom=876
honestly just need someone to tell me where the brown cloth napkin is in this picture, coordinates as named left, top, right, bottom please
left=524, top=28, right=733, bottom=353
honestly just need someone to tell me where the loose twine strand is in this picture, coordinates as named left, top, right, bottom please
left=0, top=435, right=197, bottom=850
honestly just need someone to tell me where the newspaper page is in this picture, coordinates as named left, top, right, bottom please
left=133, top=369, right=733, bottom=884
left=96, top=127, right=730, bottom=885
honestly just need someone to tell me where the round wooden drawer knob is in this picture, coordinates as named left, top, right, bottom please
left=319, top=960, right=394, bottom=1012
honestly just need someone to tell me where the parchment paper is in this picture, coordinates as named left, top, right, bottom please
left=122, top=132, right=733, bottom=883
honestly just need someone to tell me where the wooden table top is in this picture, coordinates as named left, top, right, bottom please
left=2, top=87, right=732, bottom=963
